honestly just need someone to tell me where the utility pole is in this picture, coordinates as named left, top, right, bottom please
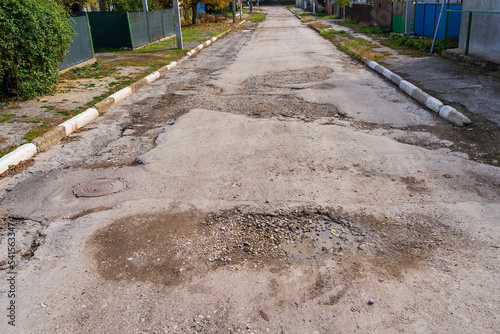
left=250, top=0, right=253, bottom=14
left=232, top=0, right=236, bottom=23
left=405, top=0, right=412, bottom=35
left=173, top=0, right=183, bottom=49
left=142, top=0, right=148, bottom=12
left=430, top=0, right=450, bottom=54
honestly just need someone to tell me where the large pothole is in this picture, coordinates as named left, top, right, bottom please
left=90, top=207, right=455, bottom=285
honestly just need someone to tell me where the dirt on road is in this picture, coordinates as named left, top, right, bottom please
left=0, top=7, right=499, bottom=334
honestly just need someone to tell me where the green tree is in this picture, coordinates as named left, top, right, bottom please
left=98, top=0, right=161, bottom=13
left=334, top=0, right=350, bottom=6
left=0, top=0, right=74, bottom=99
left=185, top=0, right=230, bottom=24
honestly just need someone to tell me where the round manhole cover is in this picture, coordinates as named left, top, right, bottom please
left=73, top=178, right=125, bottom=197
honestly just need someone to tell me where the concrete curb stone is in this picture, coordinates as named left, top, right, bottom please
left=0, top=27, right=238, bottom=175
left=301, top=16, right=471, bottom=128
left=0, top=143, right=37, bottom=174
left=32, top=127, right=66, bottom=152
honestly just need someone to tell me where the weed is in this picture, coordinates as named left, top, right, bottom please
left=23, top=119, right=43, bottom=123
left=385, top=33, right=458, bottom=54
left=320, top=29, right=349, bottom=38
left=0, top=146, right=18, bottom=158
left=40, top=105, right=55, bottom=110
left=57, top=109, right=81, bottom=119
left=251, top=13, right=267, bottom=23
left=23, top=119, right=55, bottom=141
left=309, top=22, right=326, bottom=29
left=318, top=15, right=339, bottom=20
left=0, top=113, right=14, bottom=123
left=301, top=17, right=315, bottom=23
left=60, top=62, right=117, bottom=80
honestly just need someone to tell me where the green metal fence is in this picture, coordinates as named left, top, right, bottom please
left=392, top=2, right=413, bottom=34
left=88, top=9, right=175, bottom=50
left=88, top=12, right=132, bottom=49
left=59, top=13, right=94, bottom=70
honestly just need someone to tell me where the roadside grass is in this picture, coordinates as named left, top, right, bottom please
left=318, top=15, right=339, bottom=20
left=308, top=21, right=328, bottom=30
left=341, top=18, right=389, bottom=36
left=250, top=12, right=267, bottom=22
left=0, top=113, right=14, bottom=123
left=301, top=17, right=315, bottom=23
left=60, top=62, right=117, bottom=80
left=380, top=33, right=458, bottom=54
left=0, top=23, right=234, bottom=157
left=22, top=119, right=58, bottom=141
left=320, top=28, right=385, bottom=61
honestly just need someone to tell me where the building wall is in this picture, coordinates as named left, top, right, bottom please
left=459, top=0, right=500, bottom=60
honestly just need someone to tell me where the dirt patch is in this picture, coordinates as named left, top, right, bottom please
left=243, top=66, right=335, bottom=89
left=90, top=207, right=456, bottom=286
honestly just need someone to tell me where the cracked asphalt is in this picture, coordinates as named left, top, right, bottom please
left=0, top=6, right=499, bottom=334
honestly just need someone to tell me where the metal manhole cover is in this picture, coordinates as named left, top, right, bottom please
left=73, top=178, right=125, bottom=197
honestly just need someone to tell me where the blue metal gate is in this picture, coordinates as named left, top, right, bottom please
left=414, top=4, right=462, bottom=40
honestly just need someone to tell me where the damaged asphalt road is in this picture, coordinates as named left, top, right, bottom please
left=0, top=6, right=499, bottom=334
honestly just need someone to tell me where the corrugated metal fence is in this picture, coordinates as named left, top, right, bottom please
left=59, top=13, right=94, bottom=71
left=414, top=4, right=462, bottom=39
left=89, top=9, right=175, bottom=50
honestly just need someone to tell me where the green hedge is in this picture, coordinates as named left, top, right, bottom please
left=0, top=0, right=74, bottom=99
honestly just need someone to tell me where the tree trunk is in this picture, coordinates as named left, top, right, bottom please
left=191, top=1, right=199, bottom=25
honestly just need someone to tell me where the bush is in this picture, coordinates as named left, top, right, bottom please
left=388, top=33, right=458, bottom=53
left=0, top=0, right=74, bottom=99
left=206, top=14, right=216, bottom=22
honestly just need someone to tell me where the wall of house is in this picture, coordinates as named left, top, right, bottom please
left=459, top=0, right=500, bottom=61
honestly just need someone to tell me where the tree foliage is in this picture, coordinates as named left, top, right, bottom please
left=0, top=0, right=74, bottom=99
left=98, top=0, right=161, bottom=13
left=334, top=0, right=350, bottom=7
left=57, top=0, right=99, bottom=10
left=184, top=0, right=230, bottom=24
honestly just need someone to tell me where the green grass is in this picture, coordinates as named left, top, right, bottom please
left=0, top=113, right=14, bottom=123
left=250, top=12, right=267, bottom=23
left=383, top=33, right=458, bottom=54
left=318, top=15, right=339, bottom=20
left=341, top=18, right=389, bottom=36
left=60, top=62, right=117, bottom=80
left=57, top=109, right=82, bottom=119
left=321, top=29, right=349, bottom=37
left=23, top=120, right=52, bottom=141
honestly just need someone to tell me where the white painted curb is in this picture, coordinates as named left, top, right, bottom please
left=0, top=28, right=235, bottom=174
left=59, top=108, right=99, bottom=136
left=110, top=87, right=133, bottom=104
left=145, top=71, right=161, bottom=83
left=166, top=61, right=177, bottom=70
left=399, top=80, right=416, bottom=96
left=425, top=97, right=444, bottom=113
left=302, top=16, right=472, bottom=127
left=0, top=143, right=37, bottom=174
left=382, top=68, right=392, bottom=80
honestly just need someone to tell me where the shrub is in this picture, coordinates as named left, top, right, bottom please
left=206, top=14, right=216, bottom=22
left=0, top=0, right=74, bottom=99
left=388, top=33, right=457, bottom=54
